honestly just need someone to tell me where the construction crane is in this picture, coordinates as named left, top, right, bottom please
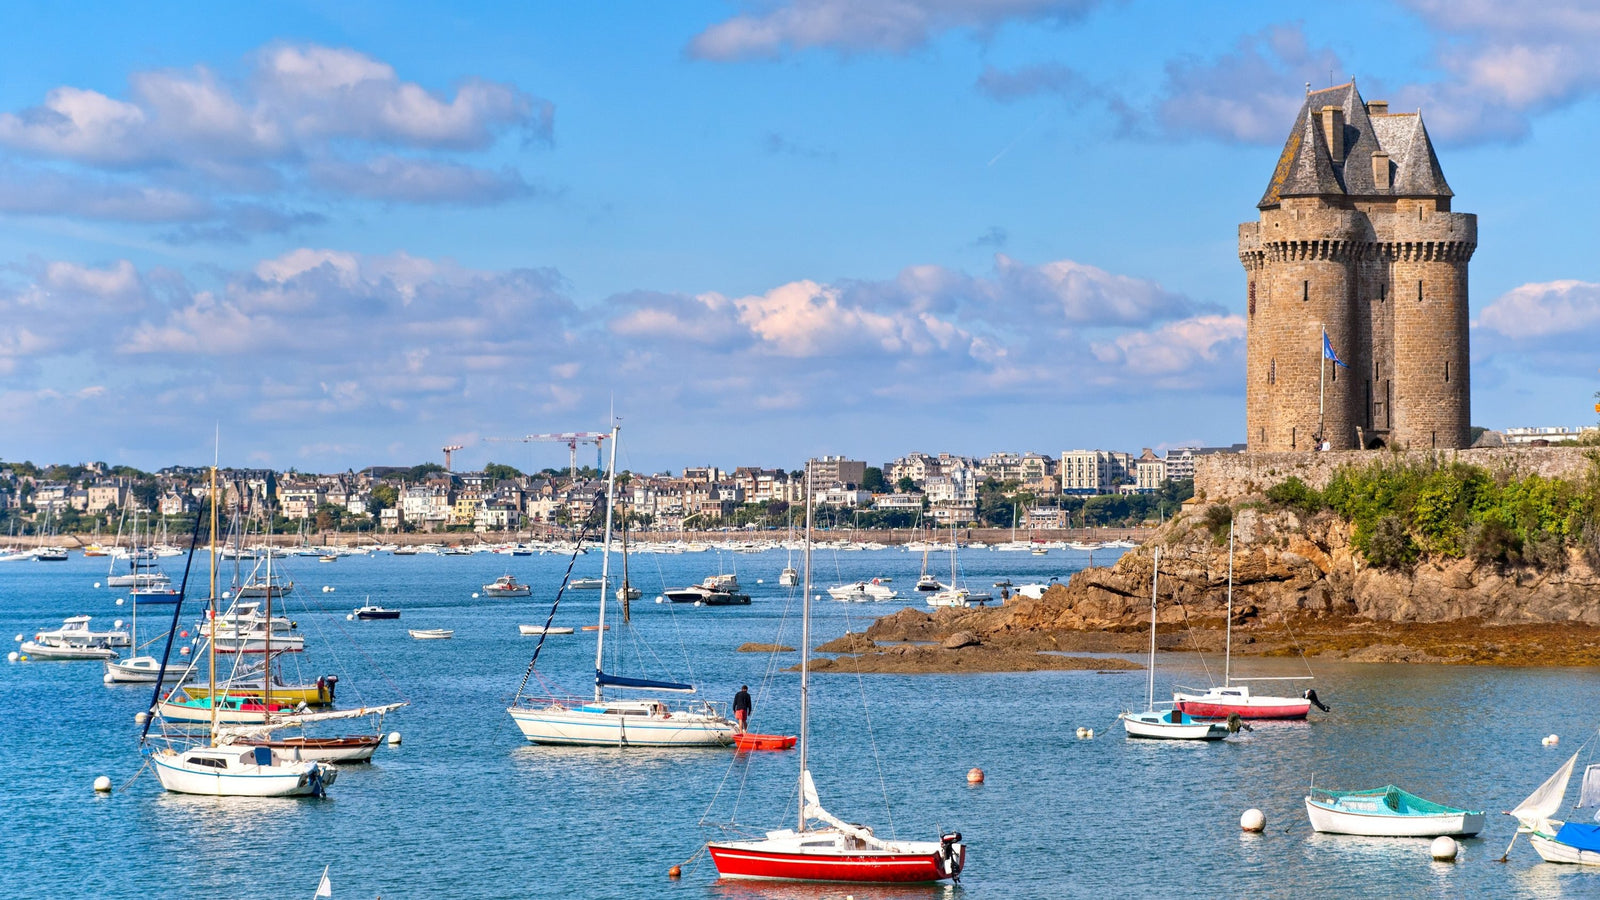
left=483, top=432, right=608, bottom=483
left=442, top=444, right=464, bottom=471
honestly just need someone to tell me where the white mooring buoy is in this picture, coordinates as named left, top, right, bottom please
left=7, top=651, right=18, bottom=663
left=93, top=776, right=112, bottom=793
left=387, top=731, right=402, bottom=746
left=1431, top=835, right=1458, bottom=861
left=1240, top=809, right=1266, bottom=833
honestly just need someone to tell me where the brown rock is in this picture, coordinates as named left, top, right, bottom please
left=736, top=643, right=795, bottom=653
left=942, top=631, right=979, bottom=649
left=815, top=632, right=874, bottom=654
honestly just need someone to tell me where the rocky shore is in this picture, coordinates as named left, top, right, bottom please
left=845, top=503, right=1600, bottom=671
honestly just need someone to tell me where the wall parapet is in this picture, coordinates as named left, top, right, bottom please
left=1195, top=447, right=1597, bottom=501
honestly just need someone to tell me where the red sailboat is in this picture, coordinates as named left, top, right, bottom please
left=706, top=465, right=965, bottom=884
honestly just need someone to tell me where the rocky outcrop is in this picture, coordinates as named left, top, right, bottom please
left=858, top=504, right=1600, bottom=668
left=965, top=506, right=1600, bottom=632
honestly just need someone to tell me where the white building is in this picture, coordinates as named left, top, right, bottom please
left=1505, top=426, right=1599, bottom=445
left=1059, top=450, right=1130, bottom=495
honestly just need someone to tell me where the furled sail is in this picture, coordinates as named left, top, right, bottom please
left=213, top=702, right=408, bottom=741
left=596, top=670, right=694, bottom=693
left=1513, top=751, right=1579, bottom=827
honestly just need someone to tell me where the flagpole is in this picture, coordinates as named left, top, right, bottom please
left=1318, top=322, right=1326, bottom=448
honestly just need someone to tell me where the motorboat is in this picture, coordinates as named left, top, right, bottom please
left=568, top=577, right=604, bottom=590
left=666, top=574, right=751, bottom=605
left=827, top=580, right=898, bottom=602
left=482, top=574, right=532, bottom=597
left=31, top=615, right=129, bottom=648
left=1305, top=785, right=1484, bottom=837
left=352, top=604, right=401, bottom=620
left=104, top=655, right=190, bottom=684
left=21, top=638, right=120, bottom=660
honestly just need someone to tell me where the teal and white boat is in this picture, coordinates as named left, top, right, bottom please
left=1305, top=785, right=1485, bottom=837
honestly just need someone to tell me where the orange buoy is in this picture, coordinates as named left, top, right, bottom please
left=967, top=767, right=985, bottom=784
left=668, top=866, right=682, bottom=879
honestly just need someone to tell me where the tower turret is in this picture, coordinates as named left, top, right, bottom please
left=1242, top=83, right=1474, bottom=452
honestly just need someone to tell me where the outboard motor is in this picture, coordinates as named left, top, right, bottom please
left=1303, top=688, right=1330, bottom=712
left=939, top=832, right=964, bottom=881
left=322, top=674, right=338, bottom=702
left=1226, top=713, right=1253, bottom=734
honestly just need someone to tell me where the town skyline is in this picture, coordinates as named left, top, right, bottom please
left=3, top=2, right=1597, bottom=472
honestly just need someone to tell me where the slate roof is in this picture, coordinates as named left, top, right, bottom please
left=1258, top=82, right=1452, bottom=209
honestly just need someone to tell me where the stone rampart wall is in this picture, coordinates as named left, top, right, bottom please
left=1195, top=447, right=1596, bottom=500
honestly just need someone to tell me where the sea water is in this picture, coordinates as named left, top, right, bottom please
left=1, top=547, right=1597, bottom=899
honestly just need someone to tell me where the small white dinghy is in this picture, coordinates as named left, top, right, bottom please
left=1305, top=785, right=1484, bottom=837
left=409, top=629, right=453, bottom=640
left=518, top=624, right=574, bottom=636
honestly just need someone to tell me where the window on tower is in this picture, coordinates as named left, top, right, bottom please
left=1303, top=280, right=1309, bottom=301
left=1248, top=282, right=1256, bottom=316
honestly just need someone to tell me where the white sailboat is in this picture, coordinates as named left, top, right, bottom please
left=1120, top=547, right=1231, bottom=741
left=707, top=465, right=966, bottom=883
left=507, top=423, right=734, bottom=747
left=1173, top=519, right=1326, bottom=720
left=1507, top=742, right=1600, bottom=864
left=144, top=465, right=339, bottom=798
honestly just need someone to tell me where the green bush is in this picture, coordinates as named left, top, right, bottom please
left=1265, top=476, right=1322, bottom=515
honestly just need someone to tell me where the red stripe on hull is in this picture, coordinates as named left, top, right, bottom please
left=708, top=846, right=961, bottom=883
left=1174, top=700, right=1309, bottom=720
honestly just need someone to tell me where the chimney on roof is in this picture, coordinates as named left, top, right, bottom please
left=1371, top=150, right=1391, bottom=190
left=1367, top=100, right=1389, bottom=116
left=1320, top=105, right=1345, bottom=165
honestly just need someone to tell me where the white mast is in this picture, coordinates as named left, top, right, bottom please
left=1225, top=519, right=1234, bottom=687
left=798, top=461, right=813, bottom=832
left=1147, top=546, right=1159, bottom=712
left=592, top=421, right=621, bottom=704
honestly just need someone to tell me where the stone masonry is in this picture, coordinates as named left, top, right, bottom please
left=1240, top=82, right=1474, bottom=452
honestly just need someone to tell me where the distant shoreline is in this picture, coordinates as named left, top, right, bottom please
left=3, top=525, right=1152, bottom=550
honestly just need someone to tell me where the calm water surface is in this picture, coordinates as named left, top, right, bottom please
left=3, top=547, right=1599, bottom=898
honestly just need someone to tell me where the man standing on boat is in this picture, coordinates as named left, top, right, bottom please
left=733, top=685, right=752, bottom=733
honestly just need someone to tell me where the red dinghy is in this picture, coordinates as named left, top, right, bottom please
left=733, top=732, right=797, bottom=751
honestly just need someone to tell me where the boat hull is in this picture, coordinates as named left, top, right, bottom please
left=183, top=682, right=334, bottom=706
left=104, top=656, right=189, bottom=683
left=232, top=735, right=382, bottom=763
left=1531, top=826, right=1600, bottom=865
left=1174, top=691, right=1311, bottom=720
left=1120, top=711, right=1228, bottom=741
left=708, top=842, right=962, bottom=883
left=20, top=640, right=118, bottom=660
left=353, top=609, right=401, bottom=619
left=507, top=703, right=733, bottom=747
left=150, top=748, right=334, bottom=797
left=1306, top=798, right=1484, bottom=837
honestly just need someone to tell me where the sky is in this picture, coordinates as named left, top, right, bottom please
left=2, top=0, right=1598, bottom=474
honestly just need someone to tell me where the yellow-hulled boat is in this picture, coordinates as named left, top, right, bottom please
left=183, top=675, right=337, bottom=707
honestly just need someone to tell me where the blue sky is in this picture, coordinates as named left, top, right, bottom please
left=2, top=0, right=1597, bottom=473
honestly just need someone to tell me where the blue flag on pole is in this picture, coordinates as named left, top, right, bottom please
left=1323, top=332, right=1348, bottom=368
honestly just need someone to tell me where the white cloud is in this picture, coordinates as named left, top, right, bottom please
left=1152, top=26, right=1344, bottom=144
left=0, top=42, right=551, bottom=237
left=688, top=0, right=1101, bottom=60
left=1474, top=279, right=1600, bottom=341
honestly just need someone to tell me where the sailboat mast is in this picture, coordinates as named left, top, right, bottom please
left=1147, top=546, right=1159, bottom=712
left=1224, top=519, right=1234, bottom=687
left=208, top=465, right=219, bottom=745
left=263, top=546, right=273, bottom=725
left=798, top=461, right=813, bottom=833
left=592, top=421, right=621, bottom=704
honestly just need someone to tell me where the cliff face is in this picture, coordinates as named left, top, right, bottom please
left=980, top=506, right=1600, bottom=634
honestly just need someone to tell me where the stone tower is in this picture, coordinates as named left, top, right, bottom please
left=1239, top=82, right=1474, bottom=452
